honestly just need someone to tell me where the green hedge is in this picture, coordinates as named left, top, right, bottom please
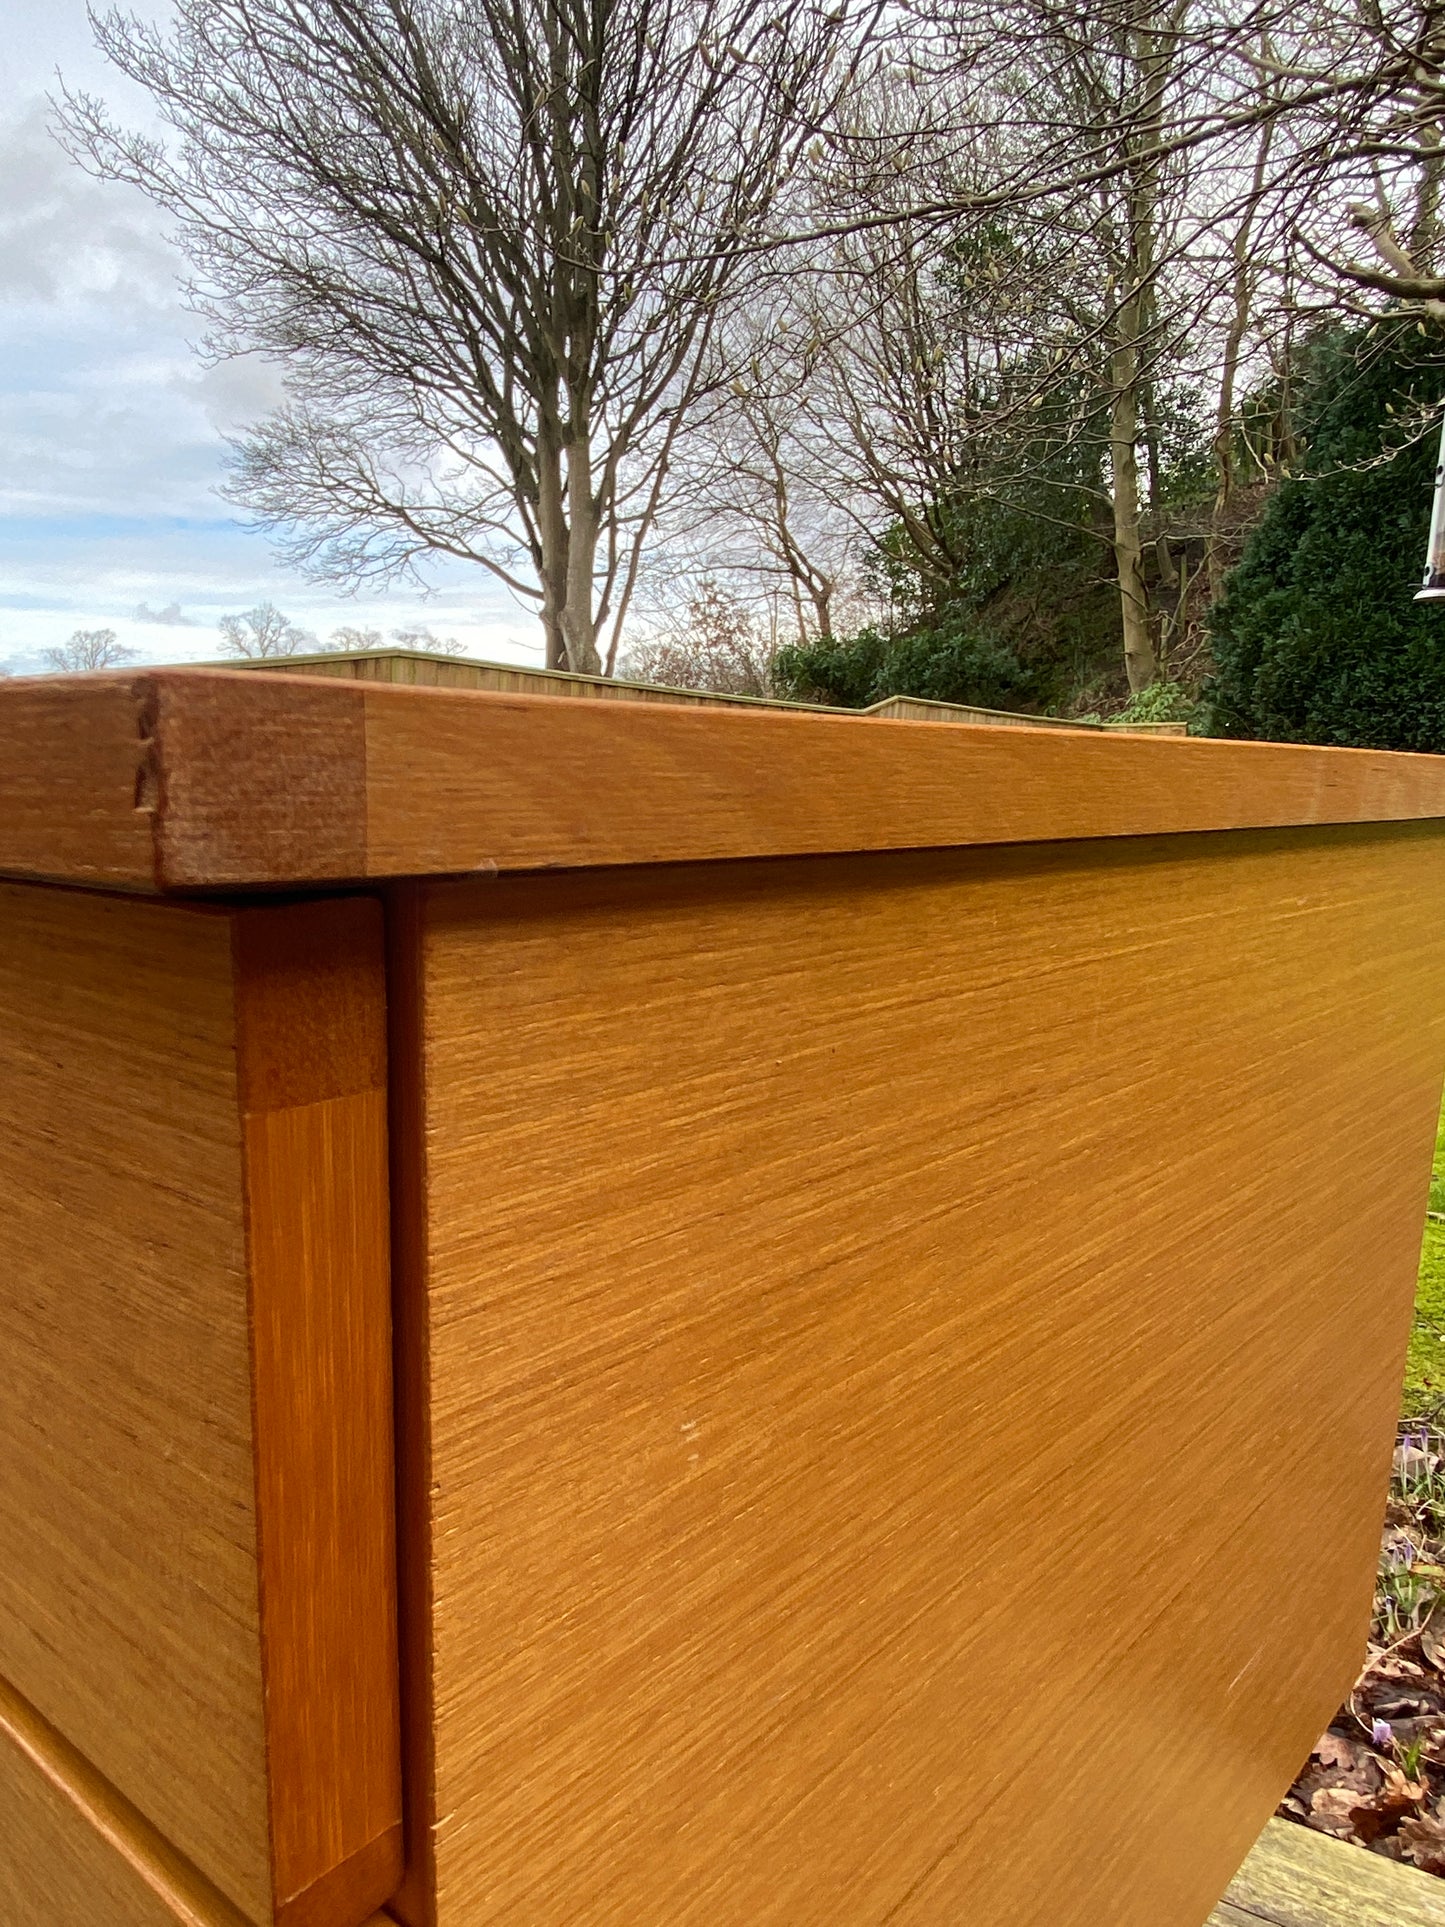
left=1206, top=325, right=1445, bottom=752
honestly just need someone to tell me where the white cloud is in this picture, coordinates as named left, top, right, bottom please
left=0, top=104, right=177, bottom=313
left=133, top=599, right=194, bottom=624
left=0, top=101, right=219, bottom=521
left=1, top=0, right=174, bottom=124
left=0, top=9, right=543, bottom=668
left=183, top=354, right=291, bottom=435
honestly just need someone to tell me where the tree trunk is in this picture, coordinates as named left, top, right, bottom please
left=1110, top=322, right=1158, bottom=694
left=536, top=421, right=603, bottom=676
left=1208, top=309, right=1245, bottom=598
left=1140, top=377, right=1177, bottom=590
left=535, top=429, right=572, bottom=671
left=1209, top=116, right=1271, bottom=595
left=560, top=432, right=603, bottom=676
left=1104, top=0, right=1178, bottom=696
left=541, top=602, right=567, bottom=672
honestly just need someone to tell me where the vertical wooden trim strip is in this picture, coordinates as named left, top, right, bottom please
left=233, top=898, right=404, bottom=1927
left=382, top=884, right=437, bottom=1927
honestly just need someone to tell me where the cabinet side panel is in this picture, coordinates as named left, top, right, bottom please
left=0, top=883, right=272, bottom=1920
left=413, top=826, right=1445, bottom=1927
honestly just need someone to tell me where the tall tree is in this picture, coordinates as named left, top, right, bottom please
left=43, top=629, right=138, bottom=673
left=217, top=601, right=317, bottom=657
left=63, top=0, right=871, bottom=672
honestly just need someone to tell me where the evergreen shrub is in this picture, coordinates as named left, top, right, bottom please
left=1207, top=324, right=1445, bottom=752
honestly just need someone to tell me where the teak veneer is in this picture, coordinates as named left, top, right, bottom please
left=0, top=880, right=401, bottom=1926
left=4, top=667, right=1445, bottom=889
left=2, top=668, right=1445, bottom=1927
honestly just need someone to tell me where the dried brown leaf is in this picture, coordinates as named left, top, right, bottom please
left=1367, top=1765, right=1427, bottom=1812
left=1313, top=1766, right=1428, bottom=1845
left=1373, top=1657, right=1424, bottom=1680
left=1400, top=1810, right=1445, bottom=1875
left=1309, top=1786, right=1369, bottom=1839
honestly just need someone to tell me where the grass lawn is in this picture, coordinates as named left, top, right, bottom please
left=1403, top=1098, right=1445, bottom=1419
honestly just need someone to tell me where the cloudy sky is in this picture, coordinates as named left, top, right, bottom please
left=0, top=4, right=539, bottom=674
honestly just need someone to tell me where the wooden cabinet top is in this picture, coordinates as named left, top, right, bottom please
left=3, top=667, right=1445, bottom=894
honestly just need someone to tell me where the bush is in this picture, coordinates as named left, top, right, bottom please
left=773, top=619, right=1036, bottom=711
left=1115, top=678, right=1202, bottom=730
left=772, top=627, right=890, bottom=707
left=1206, top=324, right=1445, bottom=751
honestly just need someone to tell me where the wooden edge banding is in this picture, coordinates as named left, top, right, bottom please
left=382, top=884, right=437, bottom=1927
left=233, top=898, right=404, bottom=1927
left=0, top=675, right=161, bottom=889
left=0, top=1667, right=254, bottom=1927
left=357, top=680, right=1445, bottom=878
left=151, top=672, right=369, bottom=888
left=7, top=668, right=1445, bottom=890
left=276, top=1827, right=406, bottom=1927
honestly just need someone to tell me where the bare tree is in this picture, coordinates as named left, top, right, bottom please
left=688, top=398, right=851, bottom=641
left=927, top=0, right=1226, bottom=691
left=635, top=0, right=1445, bottom=710
left=1080, top=3, right=1192, bottom=689
left=621, top=578, right=775, bottom=692
left=646, top=356, right=869, bottom=649
left=677, top=48, right=1141, bottom=683
left=62, top=0, right=875, bottom=674
left=389, top=624, right=468, bottom=655
left=1240, top=1, right=1445, bottom=318
left=326, top=622, right=466, bottom=653
left=216, top=601, right=317, bottom=657
left=43, top=628, right=138, bottom=672
left=772, top=3, right=1321, bottom=692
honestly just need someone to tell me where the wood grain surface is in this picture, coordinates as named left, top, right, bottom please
left=0, top=1668, right=255, bottom=1927
left=0, top=1669, right=402, bottom=1927
left=391, top=822, right=1445, bottom=1927
left=0, top=885, right=402, bottom=1927
left=234, top=900, right=404, bottom=1925
left=1207, top=1817, right=1445, bottom=1926
left=6, top=669, right=1445, bottom=890
left=0, top=883, right=272, bottom=1918
left=0, top=674, right=158, bottom=887
left=385, top=885, right=439, bottom=1927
